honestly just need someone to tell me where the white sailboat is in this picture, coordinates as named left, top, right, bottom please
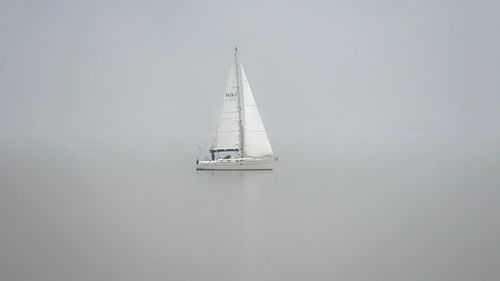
left=196, top=48, right=274, bottom=170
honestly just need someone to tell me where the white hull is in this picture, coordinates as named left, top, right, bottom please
left=196, top=158, right=273, bottom=170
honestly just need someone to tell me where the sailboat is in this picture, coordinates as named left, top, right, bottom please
left=196, top=48, right=274, bottom=170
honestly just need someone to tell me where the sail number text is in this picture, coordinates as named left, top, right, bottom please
left=225, top=92, right=237, bottom=101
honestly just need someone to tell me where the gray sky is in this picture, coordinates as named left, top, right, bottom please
left=1, top=0, right=499, bottom=130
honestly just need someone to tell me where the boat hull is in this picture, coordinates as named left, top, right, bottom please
left=196, top=158, right=273, bottom=170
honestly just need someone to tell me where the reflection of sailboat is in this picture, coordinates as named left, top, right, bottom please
left=196, top=48, right=274, bottom=170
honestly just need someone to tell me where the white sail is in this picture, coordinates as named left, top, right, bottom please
left=240, top=65, right=274, bottom=158
left=210, top=62, right=242, bottom=151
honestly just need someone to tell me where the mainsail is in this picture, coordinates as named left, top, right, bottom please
left=211, top=48, right=273, bottom=158
left=210, top=62, right=242, bottom=152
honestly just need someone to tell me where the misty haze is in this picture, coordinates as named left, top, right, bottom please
left=0, top=1, right=499, bottom=281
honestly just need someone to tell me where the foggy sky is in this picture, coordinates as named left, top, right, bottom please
left=1, top=0, right=499, bottom=130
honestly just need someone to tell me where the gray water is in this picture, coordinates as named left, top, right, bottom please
left=0, top=129, right=499, bottom=281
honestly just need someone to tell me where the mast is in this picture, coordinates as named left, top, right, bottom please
left=235, top=47, right=245, bottom=157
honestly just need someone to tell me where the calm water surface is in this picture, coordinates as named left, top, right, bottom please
left=0, top=130, right=499, bottom=281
